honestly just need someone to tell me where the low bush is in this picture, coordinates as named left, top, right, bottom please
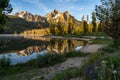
left=90, top=38, right=111, bottom=44
left=64, top=51, right=88, bottom=58
left=0, top=56, right=10, bottom=69
left=101, top=43, right=120, bottom=53
left=36, top=53, right=65, bottom=67
left=82, top=55, right=120, bottom=80
left=51, top=67, right=82, bottom=80
left=0, top=51, right=88, bottom=76
left=0, top=56, right=11, bottom=75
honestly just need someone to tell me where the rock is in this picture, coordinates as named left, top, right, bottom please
left=32, top=75, right=44, bottom=80
left=80, top=45, right=105, bottom=53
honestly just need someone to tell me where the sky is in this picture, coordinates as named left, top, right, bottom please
left=10, top=0, right=101, bottom=21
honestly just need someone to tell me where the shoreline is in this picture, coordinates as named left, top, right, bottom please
left=0, top=34, right=98, bottom=41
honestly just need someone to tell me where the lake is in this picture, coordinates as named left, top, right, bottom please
left=0, top=35, right=87, bottom=65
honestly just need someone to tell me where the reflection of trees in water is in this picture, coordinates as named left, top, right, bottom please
left=17, top=39, right=86, bottom=56
left=0, top=38, right=49, bottom=53
left=47, top=39, right=86, bottom=54
left=0, top=40, right=10, bottom=47
left=1, top=37, right=88, bottom=56
left=68, top=40, right=74, bottom=51
left=17, top=45, right=47, bottom=56
left=49, top=39, right=56, bottom=51
left=83, top=41, right=87, bottom=46
left=57, top=39, right=64, bottom=53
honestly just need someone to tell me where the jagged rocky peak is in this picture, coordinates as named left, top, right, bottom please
left=44, top=9, right=61, bottom=20
left=51, top=9, right=59, bottom=14
left=15, top=11, right=47, bottom=23
left=44, top=10, right=75, bottom=23
left=15, top=11, right=33, bottom=20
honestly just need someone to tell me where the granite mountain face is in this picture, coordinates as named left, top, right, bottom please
left=5, top=10, right=81, bottom=33
left=44, top=9, right=81, bottom=24
left=15, top=11, right=47, bottom=23
left=15, top=10, right=81, bottom=24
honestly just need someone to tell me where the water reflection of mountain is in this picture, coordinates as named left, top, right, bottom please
left=23, top=35, right=50, bottom=41
left=17, top=46, right=47, bottom=56
left=17, top=38, right=87, bottom=56
left=0, top=37, right=49, bottom=53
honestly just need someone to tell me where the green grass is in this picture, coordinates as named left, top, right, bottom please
left=51, top=50, right=120, bottom=80
left=36, top=53, right=65, bottom=67
left=1, top=35, right=117, bottom=79
left=81, top=51, right=105, bottom=69
left=64, top=51, right=89, bottom=58
left=51, top=67, right=82, bottom=80
left=0, top=56, right=11, bottom=75
left=101, top=43, right=120, bottom=53
left=0, top=53, right=65, bottom=76
left=89, top=38, right=111, bottom=44
left=79, top=32, right=107, bottom=36
left=58, top=32, right=107, bottom=38
left=0, top=51, right=87, bottom=77
left=81, top=32, right=106, bottom=37
left=51, top=51, right=105, bottom=80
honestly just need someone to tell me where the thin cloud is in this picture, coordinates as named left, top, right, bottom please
left=10, top=1, right=22, bottom=14
left=59, top=5, right=90, bottom=12
left=24, top=0, right=51, bottom=13
left=56, top=0, right=79, bottom=2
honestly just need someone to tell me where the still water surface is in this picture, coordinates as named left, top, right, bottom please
left=0, top=35, right=87, bottom=65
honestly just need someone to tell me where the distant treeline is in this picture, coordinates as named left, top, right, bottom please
left=48, top=12, right=102, bottom=36
left=20, top=28, right=50, bottom=35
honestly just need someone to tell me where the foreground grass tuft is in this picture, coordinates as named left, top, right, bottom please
left=0, top=53, right=65, bottom=76
left=0, top=56, right=11, bottom=75
left=82, top=55, right=120, bottom=80
left=36, top=53, right=65, bottom=67
left=64, top=51, right=89, bottom=58
left=89, top=38, right=111, bottom=44
left=101, top=43, right=120, bottom=53
left=51, top=51, right=120, bottom=80
left=0, top=51, right=87, bottom=76
left=51, top=67, right=82, bottom=80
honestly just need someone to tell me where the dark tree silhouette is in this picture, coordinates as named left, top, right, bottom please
left=0, top=0, right=13, bottom=33
left=92, top=12, right=97, bottom=32
left=95, top=0, right=120, bottom=46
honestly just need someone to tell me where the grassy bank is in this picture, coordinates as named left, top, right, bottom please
left=51, top=43, right=120, bottom=80
left=1, top=36, right=119, bottom=80
left=0, top=51, right=88, bottom=77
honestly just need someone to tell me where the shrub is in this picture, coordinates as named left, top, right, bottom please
left=64, top=51, right=88, bottom=58
left=82, top=55, right=120, bottom=80
left=101, top=43, right=120, bottom=53
left=36, top=54, right=65, bottom=67
left=0, top=56, right=11, bottom=74
left=0, top=56, right=11, bottom=69
left=51, top=67, right=82, bottom=80
left=90, top=38, right=111, bottom=44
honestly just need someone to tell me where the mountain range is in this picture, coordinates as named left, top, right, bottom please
left=4, top=10, right=81, bottom=34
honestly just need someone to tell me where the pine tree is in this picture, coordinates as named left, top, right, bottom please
left=68, top=18, right=74, bottom=35
left=86, top=15, right=89, bottom=33
left=84, top=21, right=88, bottom=33
left=81, top=15, right=85, bottom=33
left=81, top=15, right=88, bottom=33
left=56, top=22, right=64, bottom=35
left=98, top=21, right=103, bottom=32
left=95, top=0, right=120, bottom=46
left=91, top=12, right=97, bottom=33
left=49, top=19, right=55, bottom=35
left=0, top=0, right=13, bottom=33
